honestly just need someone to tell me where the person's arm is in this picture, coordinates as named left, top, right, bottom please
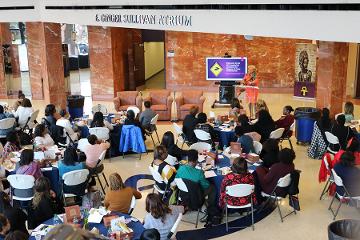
left=132, top=188, right=142, bottom=199
left=199, top=171, right=210, bottom=190
left=101, top=142, right=111, bottom=150
left=263, top=165, right=277, bottom=184
left=105, top=121, right=114, bottom=130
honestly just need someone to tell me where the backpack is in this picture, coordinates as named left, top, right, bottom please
left=288, top=170, right=301, bottom=195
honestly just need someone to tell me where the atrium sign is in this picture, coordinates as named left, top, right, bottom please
left=95, top=13, right=192, bottom=27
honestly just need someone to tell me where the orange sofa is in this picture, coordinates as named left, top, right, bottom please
left=144, top=90, right=172, bottom=121
left=113, top=91, right=143, bottom=112
left=176, top=90, right=205, bottom=120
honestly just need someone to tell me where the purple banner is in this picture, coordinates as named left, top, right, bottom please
left=294, top=81, right=315, bottom=98
left=206, top=57, right=247, bottom=80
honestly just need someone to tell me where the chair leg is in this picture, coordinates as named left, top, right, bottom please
left=320, top=178, right=330, bottom=200
left=150, top=134, right=155, bottom=147
left=96, top=174, right=105, bottom=194
left=288, top=139, right=294, bottom=150
left=225, top=205, right=228, bottom=232
left=276, top=198, right=284, bottom=222
left=328, top=193, right=337, bottom=210
left=289, top=196, right=297, bottom=215
left=251, top=204, right=255, bottom=231
left=333, top=199, right=343, bottom=220
left=195, top=208, right=200, bottom=228
left=155, top=130, right=160, bottom=143
left=102, top=173, right=109, bottom=187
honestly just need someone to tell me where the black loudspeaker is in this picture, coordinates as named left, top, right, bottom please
left=219, top=85, right=235, bottom=104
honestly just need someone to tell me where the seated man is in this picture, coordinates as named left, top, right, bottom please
left=139, top=101, right=156, bottom=131
left=176, top=150, right=216, bottom=209
left=182, top=106, right=199, bottom=144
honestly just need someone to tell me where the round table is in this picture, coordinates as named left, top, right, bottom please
left=29, top=211, right=145, bottom=240
left=214, top=127, right=236, bottom=149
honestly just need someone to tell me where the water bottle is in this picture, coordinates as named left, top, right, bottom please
left=53, top=214, right=60, bottom=225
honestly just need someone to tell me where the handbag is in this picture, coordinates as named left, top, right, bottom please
left=289, top=195, right=300, bottom=211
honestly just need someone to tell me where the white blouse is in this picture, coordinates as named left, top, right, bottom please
left=14, top=106, right=33, bottom=128
left=34, top=133, right=55, bottom=147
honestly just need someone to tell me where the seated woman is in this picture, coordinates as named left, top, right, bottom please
left=275, top=105, right=295, bottom=137
left=104, top=173, right=142, bottom=213
left=161, top=131, right=189, bottom=162
left=344, top=101, right=355, bottom=124
left=235, top=126, right=254, bottom=154
left=260, top=139, right=280, bottom=168
left=83, top=135, right=110, bottom=169
left=1, top=131, right=20, bottom=159
left=237, top=114, right=252, bottom=133
left=332, top=137, right=360, bottom=166
left=149, top=146, right=176, bottom=191
left=333, top=151, right=360, bottom=196
left=28, top=177, right=61, bottom=229
left=182, top=106, right=199, bottom=144
left=256, top=148, right=295, bottom=195
left=124, top=110, right=145, bottom=138
left=255, top=99, right=269, bottom=116
left=229, top=98, right=245, bottom=118
left=42, top=104, right=59, bottom=129
left=13, top=98, right=33, bottom=128
left=34, top=124, right=55, bottom=148
left=0, top=192, right=28, bottom=235
left=194, top=112, right=216, bottom=142
left=253, top=110, right=275, bottom=143
left=143, top=193, right=183, bottom=240
left=331, top=114, right=354, bottom=150
left=58, top=147, right=85, bottom=179
left=90, top=111, right=113, bottom=131
left=219, top=157, right=256, bottom=209
left=16, top=149, right=43, bottom=180
left=56, top=109, right=79, bottom=142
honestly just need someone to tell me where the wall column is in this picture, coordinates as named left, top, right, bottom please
left=316, top=41, right=349, bottom=115
left=27, top=22, right=66, bottom=108
left=0, top=23, right=11, bottom=98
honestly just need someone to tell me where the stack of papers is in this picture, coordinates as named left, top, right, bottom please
left=88, top=207, right=111, bottom=223
left=204, top=170, right=217, bottom=178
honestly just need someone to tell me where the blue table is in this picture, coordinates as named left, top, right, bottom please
left=214, top=128, right=236, bottom=149
left=29, top=211, right=145, bottom=240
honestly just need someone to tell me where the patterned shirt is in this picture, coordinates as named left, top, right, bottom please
left=1, top=142, right=20, bottom=159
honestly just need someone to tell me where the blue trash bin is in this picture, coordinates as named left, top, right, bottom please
left=67, top=95, right=85, bottom=120
left=294, top=107, right=320, bottom=144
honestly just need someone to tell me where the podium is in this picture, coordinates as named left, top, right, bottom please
left=212, top=81, right=239, bottom=108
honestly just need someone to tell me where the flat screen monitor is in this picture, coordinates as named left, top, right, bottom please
left=206, top=57, right=247, bottom=81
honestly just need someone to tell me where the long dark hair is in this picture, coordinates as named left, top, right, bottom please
left=45, top=104, right=56, bottom=117
left=0, top=192, right=11, bottom=213
left=34, top=124, right=46, bottom=137
left=231, top=157, right=248, bottom=174
left=32, top=177, right=51, bottom=209
left=19, top=149, right=34, bottom=166
left=320, top=108, right=331, bottom=129
left=257, top=110, right=274, bottom=125
left=145, top=193, right=172, bottom=223
left=340, top=151, right=355, bottom=167
left=153, top=145, right=168, bottom=161
left=62, top=147, right=78, bottom=166
left=161, top=131, right=175, bottom=149
left=91, top=112, right=105, bottom=128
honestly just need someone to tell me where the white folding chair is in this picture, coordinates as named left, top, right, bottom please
left=128, top=196, right=136, bottom=215
left=194, top=129, right=211, bottom=142
left=319, top=154, right=335, bottom=200
left=92, top=150, right=109, bottom=194
left=77, top=138, right=90, bottom=152
left=167, top=213, right=183, bottom=239
left=173, top=123, right=188, bottom=148
left=62, top=169, right=90, bottom=206
left=261, top=173, right=296, bottom=222
left=148, top=166, right=166, bottom=197
left=325, top=131, right=340, bottom=154
left=7, top=174, right=35, bottom=202
left=269, top=128, right=285, bottom=140
left=127, top=106, right=140, bottom=118
left=165, top=154, right=178, bottom=166
left=89, top=127, right=110, bottom=141
left=145, top=114, right=160, bottom=147
left=253, top=141, right=262, bottom=154
left=174, top=178, right=202, bottom=228
left=225, top=184, right=255, bottom=231
left=328, top=169, right=360, bottom=220
left=189, top=142, right=211, bottom=153
left=92, top=104, right=108, bottom=116
left=24, top=109, right=39, bottom=130
left=0, top=118, right=15, bottom=138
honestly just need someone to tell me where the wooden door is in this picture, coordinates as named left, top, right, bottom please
left=133, top=43, right=145, bottom=89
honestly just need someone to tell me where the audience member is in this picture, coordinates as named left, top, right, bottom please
left=140, top=228, right=161, bottom=240
left=1, top=131, right=20, bottom=159
left=194, top=112, right=216, bottom=142
left=149, top=146, right=176, bottom=191
left=229, top=98, right=245, bottom=118
left=143, top=193, right=183, bottom=240
left=0, top=214, right=10, bottom=240
left=255, top=99, right=269, bottom=116
left=334, top=151, right=360, bottom=196
left=58, top=147, right=85, bottom=178
left=344, top=101, right=355, bottom=123
left=139, top=101, right=156, bottom=130
left=12, top=91, right=25, bottom=112
left=331, top=114, right=354, bottom=150
left=83, top=135, right=110, bottom=169
left=182, top=106, right=199, bottom=144
left=124, top=110, right=145, bottom=138
left=219, top=157, right=256, bottom=209
left=90, top=111, right=113, bottom=131
left=0, top=192, right=27, bottom=235
left=235, top=125, right=254, bottom=154
left=16, top=149, right=43, bottom=180
left=34, top=124, right=55, bottom=147
left=4, top=231, right=28, bottom=240
left=161, top=131, right=189, bottom=162
left=256, top=148, right=295, bottom=195
left=333, top=137, right=360, bottom=166
left=104, top=173, right=142, bottom=213
left=260, top=139, right=280, bottom=168
left=42, top=104, right=59, bottom=128
left=275, top=105, right=295, bottom=136
left=28, top=177, right=61, bottom=229
left=253, top=110, right=275, bottom=143
left=237, top=114, right=252, bottom=133
left=13, top=98, right=32, bottom=128
left=317, top=108, right=332, bottom=134
left=176, top=150, right=216, bottom=208
left=56, top=109, right=79, bottom=142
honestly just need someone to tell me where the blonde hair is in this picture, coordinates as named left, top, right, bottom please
left=344, top=102, right=354, bottom=116
left=248, top=65, right=257, bottom=73
left=256, top=99, right=269, bottom=112
left=109, top=173, right=125, bottom=191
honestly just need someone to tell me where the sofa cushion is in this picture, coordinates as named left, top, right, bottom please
left=150, top=90, right=170, bottom=105
left=151, top=104, right=167, bottom=111
left=183, top=91, right=203, bottom=104
left=180, top=104, right=197, bottom=111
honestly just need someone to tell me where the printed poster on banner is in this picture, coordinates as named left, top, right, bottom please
left=294, top=43, right=317, bottom=99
